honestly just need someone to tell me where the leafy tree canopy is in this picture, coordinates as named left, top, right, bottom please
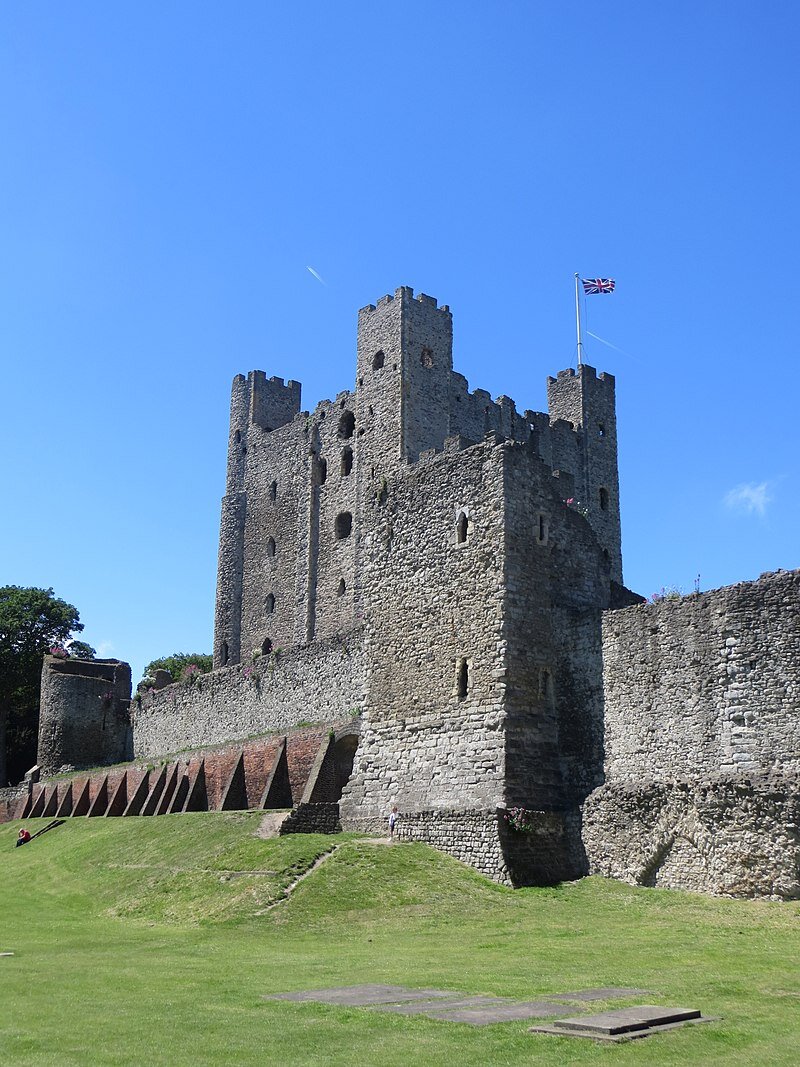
left=0, top=586, right=86, bottom=785
left=143, top=653, right=213, bottom=685
left=67, top=640, right=97, bottom=660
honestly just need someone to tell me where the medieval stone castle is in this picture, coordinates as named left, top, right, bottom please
left=10, top=286, right=799, bottom=899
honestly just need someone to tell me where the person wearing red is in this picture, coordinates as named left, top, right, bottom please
left=15, top=828, right=31, bottom=848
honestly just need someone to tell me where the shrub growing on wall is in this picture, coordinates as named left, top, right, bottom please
left=142, top=653, right=213, bottom=686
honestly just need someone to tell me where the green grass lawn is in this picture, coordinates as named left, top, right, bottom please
left=1, top=814, right=798, bottom=1066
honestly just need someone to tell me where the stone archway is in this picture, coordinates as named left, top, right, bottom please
left=301, top=725, right=360, bottom=805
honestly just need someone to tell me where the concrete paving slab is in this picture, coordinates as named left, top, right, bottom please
left=376, top=996, right=512, bottom=1016
left=530, top=1004, right=715, bottom=1043
left=425, top=1000, right=571, bottom=1025
left=556, top=1005, right=701, bottom=1035
left=265, top=984, right=460, bottom=1006
left=549, top=987, right=650, bottom=1002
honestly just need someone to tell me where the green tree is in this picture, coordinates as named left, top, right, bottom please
left=142, top=653, right=213, bottom=686
left=0, top=586, right=86, bottom=785
left=67, top=640, right=97, bottom=660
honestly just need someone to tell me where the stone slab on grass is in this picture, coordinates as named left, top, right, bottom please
left=531, top=1004, right=715, bottom=1043
left=266, top=984, right=460, bottom=1006
left=549, top=987, right=650, bottom=1002
left=422, top=1000, right=571, bottom=1025
left=376, top=996, right=511, bottom=1017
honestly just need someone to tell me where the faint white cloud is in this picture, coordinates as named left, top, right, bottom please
left=95, top=640, right=116, bottom=657
left=724, top=481, right=772, bottom=517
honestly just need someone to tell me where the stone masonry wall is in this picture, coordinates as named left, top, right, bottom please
left=38, top=658, right=133, bottom=777
left=582, top=569, right=800, bottom=898
left=340, top=442, right=508, bottom=829
left=601, top=569, right=800, bottom=780
left=582, top=776, right=800, bottom=899
left=134, top=631, right=364, bottom=757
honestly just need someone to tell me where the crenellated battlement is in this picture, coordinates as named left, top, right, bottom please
left=359, top=285, right=451, bottom=317
left=249, top=370, right=301, bottom=432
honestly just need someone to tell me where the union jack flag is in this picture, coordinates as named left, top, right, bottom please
left=582, top=278, right=615, bottom=294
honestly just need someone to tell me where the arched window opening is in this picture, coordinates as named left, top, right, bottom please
left=261, top=637, right=273, bottom=655
left=335, top=512, right=353, bottom=540
left=269, top=480, right=278, bottom=502
left=341, top=447, right=353, bottom=476
left=373, top=350, right=385, bottom=370
left=338, top=410, right=355, bottom=439
left=265, top=593, right=275, bottom=615
left=456, top=511, right=469, bottom=544
left=599, top=487, right=609, bottom=511
left=337, top=578, right=346, bottom=597
left=421, top=346, right=434, bottom=368
left=220, top=641, right=229, bottom=666
left=266, top=537, right=276, bottom=558
left=456, top=658, right=469, bottom=701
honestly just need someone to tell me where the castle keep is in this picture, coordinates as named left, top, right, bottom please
left=20, top=286, right=800, bottom=899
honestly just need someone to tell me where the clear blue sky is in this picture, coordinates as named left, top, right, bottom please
left=2, top=3, right=798, bottom=683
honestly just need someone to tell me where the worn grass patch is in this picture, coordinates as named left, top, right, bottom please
left=1, top=814, right=798, bottom=1066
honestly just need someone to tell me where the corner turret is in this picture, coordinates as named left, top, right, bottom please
left=547, top=365, right=622, bottom=582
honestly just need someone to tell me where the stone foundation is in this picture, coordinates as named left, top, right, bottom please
left=280, top=802, right=341, bottom=834
left=343, top=806, right=580, bottom=887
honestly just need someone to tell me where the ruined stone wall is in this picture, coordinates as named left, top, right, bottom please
left=134, top=631, right=364, bottom=757
left=601, top=570, right=800, bottom=781
left=582, top=776, right=800, bottom=899
left=37, top=658, right=132, bottom=777
left=582, top=569, right=800, bottom=898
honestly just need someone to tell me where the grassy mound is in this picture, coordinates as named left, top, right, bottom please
left=1, top=815, right=799, bottom=1065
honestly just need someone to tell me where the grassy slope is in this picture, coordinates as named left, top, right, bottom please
left=0, top=814, right=798, bottom=1066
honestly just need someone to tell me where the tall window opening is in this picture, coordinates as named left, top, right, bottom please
left=456, top=511, right=469, bottom=544
left=265, top=593, right=275, bottom=615
left=266, top=537, right=276, bottom=558
left=341, top=447, right=353, bottom=476
left=269, top=480, right=278, bottom=502
left=315, top=456, right=327, bottom=485
left=338, top=410, right=355, bottom=439
left=220, top=641, right=229, bottom=666
left=335, top=512, right=353, bottom=540
left=539, top=667, right=554, bottom=704
left=337, top=578, right=346, bottom=597
left=599, top=487, right=609, bottom=511
left=456, top=658, right=470, bottom=701
left=537, top=513, right=548, bottom=544
left=372, top=350, right=385, bottom=370
left=261, top=637, right=273, bottom=655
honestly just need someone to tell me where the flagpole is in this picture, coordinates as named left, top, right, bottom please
left=574, top=272, right=583, bottom=368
